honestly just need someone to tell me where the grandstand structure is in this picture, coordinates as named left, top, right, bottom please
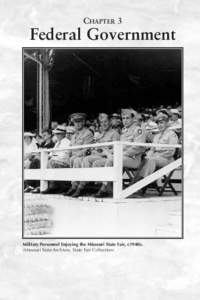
left=23, top=48, right=182, bottom=131
left=23, top=48, right=183, bottom=238
left=24, top=49, right=52, bottom=133
left=24, top=141, right=182, bottom=199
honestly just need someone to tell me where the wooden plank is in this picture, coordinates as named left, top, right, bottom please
left=25, top=167, right=117, bottom=182
left=113, top=142, right=123, bottom=198
left=120, top=158, right=182, bottom=198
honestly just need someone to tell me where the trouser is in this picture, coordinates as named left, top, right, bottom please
left=24, top=157, right=40, bottom=188
left=28, top=157, right=41, bottom=187
left=139, top=156, right=173, bottom=178
left=93, top=155, right=141, bottom=188
left=47, top=158, right=69, bottom=189
left=30, top=157, right=40, bottom=169
left=93, top=155, right=141, bottom=169
left=71, top=154, right=103, bottom=189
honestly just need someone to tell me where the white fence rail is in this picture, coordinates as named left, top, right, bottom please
left=24, top=141, right=182, bottom=198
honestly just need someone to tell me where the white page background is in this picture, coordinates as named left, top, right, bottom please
left=0, top=0, right=199, bottom=299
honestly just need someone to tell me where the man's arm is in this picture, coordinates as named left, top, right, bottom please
left=156, top=132, right=179, bottom=159
left=73, top=130, right=94, bottom=157
left=123, top=127, right=146, bottom=157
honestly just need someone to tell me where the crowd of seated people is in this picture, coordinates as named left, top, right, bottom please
left=24, top=105, right=182, bottom=197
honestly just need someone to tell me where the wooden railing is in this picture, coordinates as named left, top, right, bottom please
left=24, top=141, right=182, bottom=198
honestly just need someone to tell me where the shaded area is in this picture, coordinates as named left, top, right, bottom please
left=24, top=48, right=182, bottom=127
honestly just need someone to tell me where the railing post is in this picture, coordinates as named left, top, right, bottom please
left=40, top=150, right=48, bottom=191
left=113, top=142, right=123, bottom=199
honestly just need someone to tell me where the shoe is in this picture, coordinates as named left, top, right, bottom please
left=94, top=185, right=111, bottom=198
left=41, top=188, right=58, bottom=194
left=71, top=187, right=84, bottom=198
left=24, top=186, right=34, bottom=193
left=130, top=176, right=143, bottom=185
left=95, top=190, right=111, bottom=198
left=31, top=187, right=40, bottom=194
left=63, top=187, right=76, bottom=196
left=128, top=189, right=144, bottom=198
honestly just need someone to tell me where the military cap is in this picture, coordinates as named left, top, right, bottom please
left=169, top=124, right=182, bottom=131
left=66, top=126, right=75, bottom=134
left=52, top=125, right=66, bottom=134
left=99, top=113, right=109, bottom=120
left=170, top=109, right=181, bottom=116
left=111, top=113, right=121, bottom=119
left=121, top=108, right=137, bottom=117
left=156, top=109, right=169, bottom=117
left=24, top=132, right=35, bottom=137
left=155, top=112, right=169, bottom=122
left=70, top=113, right=87, bottom=122
left=136, top=113, right=143, bottom=121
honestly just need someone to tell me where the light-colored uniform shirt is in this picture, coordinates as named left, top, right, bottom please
left=24, top=141, right=38, bottom=167
left=152, top=127, right=179, bottom=159
left=120, top=123, right=146, bottom=158
left=94, top=127, right=120, bottom=154
left=24, top=141, right=38, bottom=155
left=169, top=119, right=182, bottom=128
left=51, top=137, right=70, bottom=161
left=96, top=128, right=120, bottom=143
left=70, top=127, right=94, bottom=157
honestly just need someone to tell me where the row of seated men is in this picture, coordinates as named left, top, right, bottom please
left=24, top=108, right=181, bottom=197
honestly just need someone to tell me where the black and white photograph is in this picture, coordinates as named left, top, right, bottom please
left=23, top=48, right=183, bottom=238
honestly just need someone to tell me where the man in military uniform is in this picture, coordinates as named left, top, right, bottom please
left=169, top=108, right=182, bottom=127
left=66, top=113, right=120, bottom=197
left=110, top=113, right=123, bottom=134
left=138, top=112, right=179, bottom=179
left=64, top=113, right=94, bottom=196
left=93, top=108, right=146, bottom=197
left=41, top=125, right=71, bottom=194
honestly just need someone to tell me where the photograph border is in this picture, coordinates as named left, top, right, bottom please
left=22, top=47, right=184, bottom=240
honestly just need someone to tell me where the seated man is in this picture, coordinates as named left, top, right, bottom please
left=30, top=129, right=55, bottom=193
left=110, top=113, right=123, bottom=134
left=30, top=128, right=55, bottom=168
left=48, top=125, right=70, bottom=168
left=63, top=113, right=94, bottom=197
left=138, top=112, right=179, bottom=180
left=66, top=126, right=75, bottom=141
left=24, top=132, right=38, bottom=168
left=93, top=108, right=146, bottom=197
left=41, top=125, right=70, bottom=194
left=169, top=109, right=182, bottom=127
left=66, top=113, right=120, bottom=197
left=24, top=132, right=38, bottom=192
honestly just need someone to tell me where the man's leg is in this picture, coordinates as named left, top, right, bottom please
left=139, top=156, right=169, bottom=178
left=123, top=156, right=141, bottom=169
left=41, top=158, right=68, bottom=193
left=75, top=155, right=102, bottom=188
left=95, top=156, right=141, bottom=197
left=69, top=155, right=77, bottom=168
left=70, top=157, right=83, bottom=190
left=64, top=156, right=85, bottom=196
left=71, top=155, right=104, bottom=197
left=24, top=159, right=35, bottom=192
left=93, top=157, right=107, bottom=167
left=93, top=157, right=112, bottom=197
left=29, top=157, right=41, bottom=191
left=82, top=154, right=101, bottom=168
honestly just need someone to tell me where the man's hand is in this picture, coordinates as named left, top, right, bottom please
left=145, top=150, right=154, bottom=159
left=102, top=149, right=113, bottom=159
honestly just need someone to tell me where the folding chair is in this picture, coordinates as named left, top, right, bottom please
left=143, top=149, right=182, bottom=196
left=158, top=166, right=182, bottom=196
left=123, top=167, right=137, bottom=188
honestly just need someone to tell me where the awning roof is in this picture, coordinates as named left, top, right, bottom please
left=24, top=48, right=182, bottom=123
